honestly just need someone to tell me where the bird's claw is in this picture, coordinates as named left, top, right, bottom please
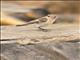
left=38, top=27, right=49, bottom=32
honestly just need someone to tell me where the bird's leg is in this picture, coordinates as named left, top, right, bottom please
left=38, top=26, right=48, bottom=32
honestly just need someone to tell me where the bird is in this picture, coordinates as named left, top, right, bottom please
left=16, top=14, right=57, bottom=32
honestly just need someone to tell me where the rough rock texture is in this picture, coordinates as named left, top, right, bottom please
left=0, top=42, right=80, bottom=60
left=0, top=23, right=80, bottom=60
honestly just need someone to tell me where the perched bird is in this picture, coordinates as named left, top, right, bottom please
left=16, top=14, right=57, bottom=32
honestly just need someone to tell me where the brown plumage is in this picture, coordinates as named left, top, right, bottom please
left=16, top=14, right=57, bottom=31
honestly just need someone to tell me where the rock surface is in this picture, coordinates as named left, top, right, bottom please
left=0, top=23, right=80, bottom=60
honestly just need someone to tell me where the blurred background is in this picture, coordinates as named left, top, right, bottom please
left=1, top=1, right=80, bottom=25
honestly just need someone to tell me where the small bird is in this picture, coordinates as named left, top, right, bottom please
left=16, top=14, right=57, bottom=32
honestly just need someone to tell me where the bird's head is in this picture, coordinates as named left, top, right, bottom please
left=45, top=14, right=57, bottom=24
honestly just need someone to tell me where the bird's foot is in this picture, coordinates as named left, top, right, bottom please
left=38, top=27, right=49, bottom=32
